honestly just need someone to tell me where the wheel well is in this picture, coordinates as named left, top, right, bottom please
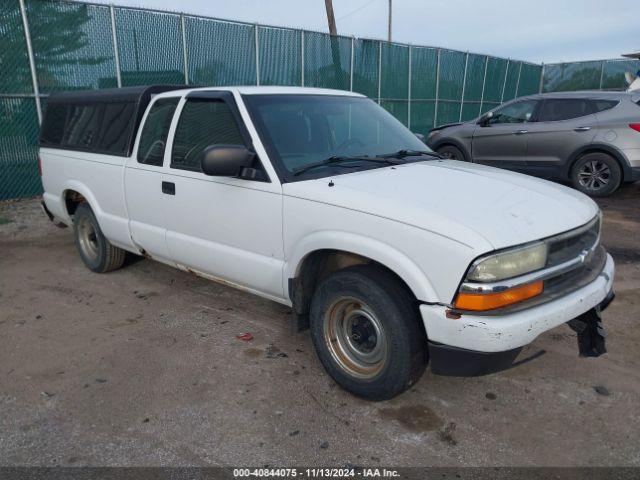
left=569, top=148, right=626, bottom=180
left=289, top=249, right=419, bottom=332
left=63, top=190, right=86, bottom=216
left=434, top=141, right=468, bottom=161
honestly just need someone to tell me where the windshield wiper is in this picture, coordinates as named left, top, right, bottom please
left=292, top=155, right=400, bottom=176
left=380, top=149, right=443, bottom=160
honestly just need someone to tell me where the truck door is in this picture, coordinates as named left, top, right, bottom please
left=162, top=91, right=285, bottom=300
left=124, top=96, right=180, bottom=262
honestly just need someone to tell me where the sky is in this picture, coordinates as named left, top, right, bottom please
left=88, top=0, right=639, bottom=64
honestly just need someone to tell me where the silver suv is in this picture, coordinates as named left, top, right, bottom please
left=427, top=91, right=640, bottom=196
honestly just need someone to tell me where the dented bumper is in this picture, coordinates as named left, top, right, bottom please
left=421, top=253, right=615, bottom=374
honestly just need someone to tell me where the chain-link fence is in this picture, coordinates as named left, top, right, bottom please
left=1, top=0, right=632, bottom=200
left=542, top=59, right=640, bottom=92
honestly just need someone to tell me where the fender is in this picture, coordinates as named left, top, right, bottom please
left=284, top=230, right=440, bottom=303
left=563, top=143, right=633, bottom=181
left=59, top=180, right=102, bottom=223
left=59, top=180, right=136, bottom=251
left=429, top=136, right=472, bottom=162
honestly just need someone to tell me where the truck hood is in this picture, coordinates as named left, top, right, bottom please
left=283, top=160, right=599, bottom=251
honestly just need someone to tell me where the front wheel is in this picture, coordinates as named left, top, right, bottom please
left=436, top=145, right=465, bottom=161
left=309, top=265, right=427, bottom=401
left=570, top=153, right=621, bottom=197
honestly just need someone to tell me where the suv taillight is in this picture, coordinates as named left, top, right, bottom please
left=630, top=124, right=640, bottom=133
left=37, top=155, right=42, bottom=176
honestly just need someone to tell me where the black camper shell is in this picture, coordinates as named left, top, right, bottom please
left=39, top=85, right=185, bottom=157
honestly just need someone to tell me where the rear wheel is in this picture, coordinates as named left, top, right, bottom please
left=570, top=153, right=621, bottom=197
left=436, top=145, right=464, bottom=161
left=73, top=203, right=126, bottom=273
left=309, top=265, right=427, bottom=401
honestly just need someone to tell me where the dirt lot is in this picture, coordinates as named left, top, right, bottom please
left=1, top=183, right=639, bottom=467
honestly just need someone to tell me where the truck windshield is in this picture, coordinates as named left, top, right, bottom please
left=243, top=94, right=432, bottom=180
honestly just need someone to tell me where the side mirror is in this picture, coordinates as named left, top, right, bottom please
left=200, top=144, right=255, bottom=177
left=414, top=132, right=426, bottom=143
left=478, top=111, right=493, bottom=126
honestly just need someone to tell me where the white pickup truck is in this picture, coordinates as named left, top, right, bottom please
left=39, top=85, right=615, bottom=400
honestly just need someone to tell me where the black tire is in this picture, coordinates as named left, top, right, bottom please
left=309, top=265, right=427, bottom=401
left=73, top=203, right=126, bottom=273
left=570, top=152, right=621, bottom=197
left=436, top=144, right=465, bottom=161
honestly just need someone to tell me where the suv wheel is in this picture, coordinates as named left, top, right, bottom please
left=309, top=265, right=427, bottom=401
left=73, top=203, right=126, bottom=273
left=570, top=153, right=621, bottom=197
left=436, top=145, right=464, bottom=161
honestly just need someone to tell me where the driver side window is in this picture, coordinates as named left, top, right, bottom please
left=137, top=98, right=180, bottom=166
left=488, top=100, right=537, bottom=125
left=171, top=99, right=245, bottom=172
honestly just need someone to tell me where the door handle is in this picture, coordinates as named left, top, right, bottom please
left=162, top=181, right=175, bottom=195
left=574, top=126, right=592, bottom=132
left=513, top=130, right=528, bottom=135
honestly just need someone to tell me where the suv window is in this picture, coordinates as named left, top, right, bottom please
left=137, top=98, right=180, bottom=166
left=171, top=99, right=245, bottom=172
left=538, top=99, right=590, bottom=122
left=591, top=99, right=619, bottom=113
left=488, top=100, right=537, bottom=124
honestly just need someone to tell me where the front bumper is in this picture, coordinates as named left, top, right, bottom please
left=420, top=252, right=615, bottom=357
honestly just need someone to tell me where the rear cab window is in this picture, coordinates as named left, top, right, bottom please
left=137, top=97, right=180, bottom=166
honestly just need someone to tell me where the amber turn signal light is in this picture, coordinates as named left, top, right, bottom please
left=454, top=281, right=543, bottom=311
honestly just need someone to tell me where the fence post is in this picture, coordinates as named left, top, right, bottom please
left=18, top=0, right=42, bottom=124
left=539, top=63, right=545, bottom=93
left=459, top=51, right=469, bottom=122
left=300, top=30, right=305, bottom=87
left=479, top=55, right=488, bottom=115
left=109, top=5, right=122, bottom=88
left=180, top=14, right=189, bottom=85
left=350, top=36, right=355, bottom=92
left=377, top=41, right=382, bottom=104
left=598, top=61, right=605, bottom=90
left=500, top=59, right=510, bottom=103
left=407, top=45, right=412, bottom=128
left=433, top=48, right=441, bottom=128
left=514, top=61, right=522, bottom=97
left=254, top=25, right=260, bottom=86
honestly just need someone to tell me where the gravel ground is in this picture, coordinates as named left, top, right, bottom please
left=0, top=182, right=639, bottom=467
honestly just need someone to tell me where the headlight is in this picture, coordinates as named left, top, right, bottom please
left=466, top=242, right=547, bottom=282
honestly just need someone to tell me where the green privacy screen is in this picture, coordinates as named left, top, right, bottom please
left=1, top=0, right=634, bottom=200
left=115, top=8, right=185, bottom=86
left=543, top=59, right=640, bottom=92
left=185, top=17, right=256, bottom=86
left=304, top=31, right=351, bottom=90
left=259, top=26, right=301, bottom=86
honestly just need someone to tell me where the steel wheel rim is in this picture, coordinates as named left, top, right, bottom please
left=77, top=215, right=99, bottom=261
left=578, top=160, right=610, bottom=191
left=323, top=297, right=388, bottom=379
left=441, top=151, right=456, bottom=160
